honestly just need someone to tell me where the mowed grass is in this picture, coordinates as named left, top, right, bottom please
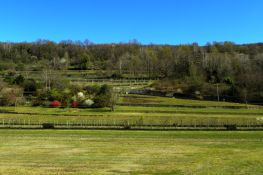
left=0, top=94, right=262, bottom=174
left=0, top=113, right=261, bottom=126
left=0, top=94, right=263, bottom=126
left=121, top=94, right=257, bottom=107
left=0, top=130, right=262, bottom=175
left=2, top=106, right=263, bottom=115
left=0, top=106, right=263, bottom=126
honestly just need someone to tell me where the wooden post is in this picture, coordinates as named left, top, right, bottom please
left=217, top=84, right=220, bottom=102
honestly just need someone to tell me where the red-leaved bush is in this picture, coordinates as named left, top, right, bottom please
left=50, top=100, right=61, bottom=107
left=71, top=101, right=78, bottom=108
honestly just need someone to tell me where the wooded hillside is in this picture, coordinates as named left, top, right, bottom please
left=0, top=40, right=262, bottom=103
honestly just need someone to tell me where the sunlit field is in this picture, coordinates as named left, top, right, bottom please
left=0, top=94, right=262, bottom=129
left=0, top=130, right=263, bottom=175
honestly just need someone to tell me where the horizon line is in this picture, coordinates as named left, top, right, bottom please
left=1, top=39, right=262, bottom=46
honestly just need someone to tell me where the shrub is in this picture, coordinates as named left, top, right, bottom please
left=93, top=94, right=111, bottom=108
left=32, top=89, right=50, bottom=106
left=60, top=88, right=73, bottom=107
left=224, top=124, right=237, bottom=130
left=49, top=89, right=62, bottom=101
left=42, top=123, right=55, bottom=129
left=71, top=101, right=78, bottom=108
left=77, top=92, right=85, bottom=101
left=84, top=85, right=100, bottom=94
left=93, top=85, right=112, bottom=108
left=13, top=75, right=25, bottom=85
left=0, top=86, right=25, bottom=106
left=111, top=73, right=123, bottom=79
left=23, top=79, right=37, bottom=95
left=3, top=71, right=16, bottom=84
left=83, top=99, right=94, bottom=107
left=32, top=98, right=44, bottom=107
left=99, top=84, right=111, bottom=95
left=50, top=100, right=61, bottom=107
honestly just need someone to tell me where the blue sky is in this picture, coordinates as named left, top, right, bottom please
left=0, top=0, right=262, bottom=45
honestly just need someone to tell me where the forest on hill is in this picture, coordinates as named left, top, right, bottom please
left=0, top=40, right=263, bottom=104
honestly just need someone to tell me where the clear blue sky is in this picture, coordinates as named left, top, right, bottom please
left=0, top=0, right=262, bottom=45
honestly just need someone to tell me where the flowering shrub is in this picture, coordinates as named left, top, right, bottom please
left=77, top=92, right=85, bottom=99
left=50, top=100, right=61, bottom=107
left=71, top=101, right=78, bottom=108
left=84, top=99, right=94, bottom=106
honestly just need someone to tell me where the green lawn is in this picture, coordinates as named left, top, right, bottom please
left=2, top=106, right=263, bottom=115
left=0, top=94, right=263, bottom=127
left=0, top=106, right=263, bottom=127
left=0, top=113, right=261, bottom=127
left=0, top=94, right=262, bottom=173
left=121, top=94, right=257, bottom=107
left=0, top=130, right=262, bottom=175
left=0, top=94, right=262, bottom=127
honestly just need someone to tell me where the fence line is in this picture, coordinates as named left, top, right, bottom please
left=0, top=119, right=262, bottom=130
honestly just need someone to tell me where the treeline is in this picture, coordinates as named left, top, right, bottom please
left=0, top=40, right=263, bottom=103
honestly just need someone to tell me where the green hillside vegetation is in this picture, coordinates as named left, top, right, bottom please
left=0, top=41, right=263, bottom=104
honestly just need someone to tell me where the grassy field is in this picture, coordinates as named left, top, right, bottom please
left=0, top=95, right=262, bottom=128
left=0, top=130, right=262, bottom=175
left=0, top=106, right=263, bottom=127
left=121, top=94, right=257, bottom=107
left=0, top=95, right=262, bottom=174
